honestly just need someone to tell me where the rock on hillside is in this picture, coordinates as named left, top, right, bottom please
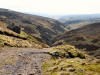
left=42, top=45, right=100, bottom=75
left=0, top=21, right=48, bottom=48
left=7, top=23, right=21, bottom=34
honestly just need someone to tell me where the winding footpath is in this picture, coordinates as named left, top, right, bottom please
left=0, top=48, right=51, bottom=75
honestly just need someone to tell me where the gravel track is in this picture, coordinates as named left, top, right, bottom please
left=0, top=48, right=51, bottom=75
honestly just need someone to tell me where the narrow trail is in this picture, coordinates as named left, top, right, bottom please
left=0, top=48, right=51, bottom=75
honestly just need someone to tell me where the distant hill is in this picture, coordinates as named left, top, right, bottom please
left=0, top=8, right=68, bottom=45
left=58, top=14, right=100, bottom=30
left=53, top=22, right=100, bottom=58
left=25, top=12, right=63, bottom=20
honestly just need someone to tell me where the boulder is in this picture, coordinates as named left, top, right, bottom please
left=7, top=23, right=21, bottom=34
left=51, top=51, right=59, bottom=57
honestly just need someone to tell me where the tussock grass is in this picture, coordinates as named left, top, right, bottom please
left=0, top=27, right=48, bottom=48
left=0, top=35, right=32, bottom=47
left=42, top=45, right=100, bottom=75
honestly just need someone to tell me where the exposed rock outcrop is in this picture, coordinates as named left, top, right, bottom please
left=7, top=23, right=21, bottom=34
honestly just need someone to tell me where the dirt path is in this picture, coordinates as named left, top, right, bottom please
left=0, top=48, right=51, bottom=75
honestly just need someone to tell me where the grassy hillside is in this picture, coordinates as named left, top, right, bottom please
left=0, top=8, right=68, bottom=45
left=0, top=21, right=48, bottom=48
left=53, top=23, right=100, bottom=58
left=42, top=45, right=100, bottom=75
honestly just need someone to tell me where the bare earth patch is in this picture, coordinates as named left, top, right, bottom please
left=0, top=48, right=50, bottom=75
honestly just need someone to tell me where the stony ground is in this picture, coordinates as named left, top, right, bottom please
left=0, top=48, right=51, bottom=75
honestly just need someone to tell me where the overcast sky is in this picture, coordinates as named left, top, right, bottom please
left=0, top=0, right=100, bottom=15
